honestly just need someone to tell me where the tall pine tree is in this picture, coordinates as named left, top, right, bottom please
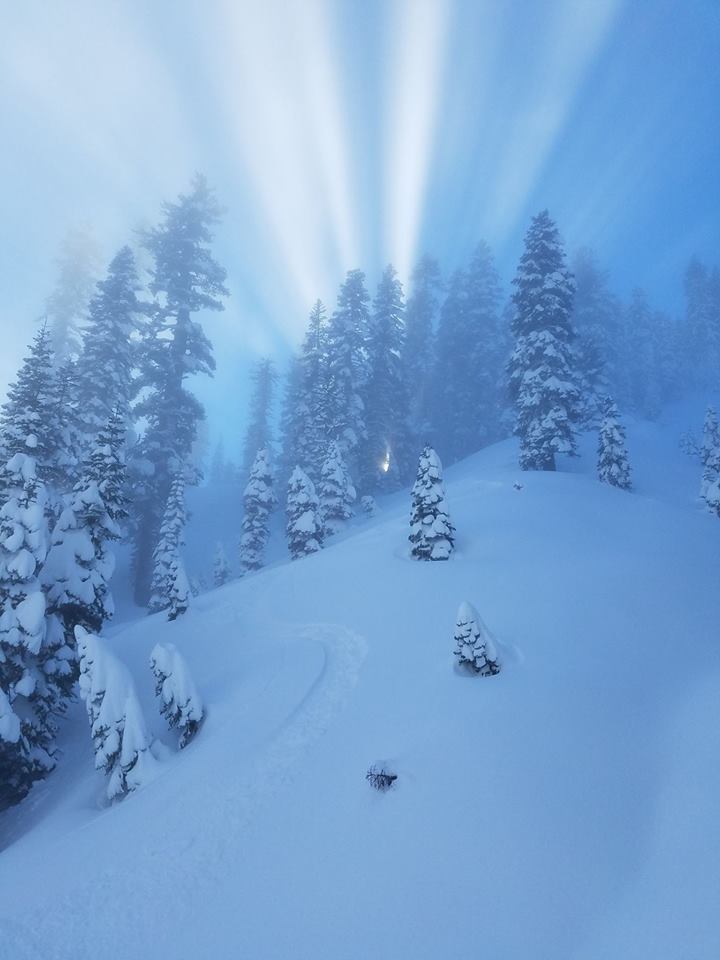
left=131, top=176, right=227, bottom=606
left=239, top=448, right=275, bottom=575
left=507, top=210, right=580, bottom=471
left=241, top=359, right=277, bottom=479
left=403, top=256, right=442, bottom=446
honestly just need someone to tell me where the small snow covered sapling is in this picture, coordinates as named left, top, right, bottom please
left=360, top=495, right=377, bottom=517
left=286, top=466, right=323, bottom=559
left=409, top=445, right=454, bottom=560
left=213, top=541, right=231, bottom=586
left=597, top=396, right=631, bottom=491
left=453, top=602, right=500, bottom=676
left=150, top=642, right=205, bottom=748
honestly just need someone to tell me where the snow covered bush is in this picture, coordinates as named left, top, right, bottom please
left=453, top=602, right=500, bottom=676
left=286, top=467, right=323, bottom=559
left=149, top=642, right=204, bottom=748
left=213, top=541, right=231, bottom=586
left=360, top=495, right=377, bottom=517
left=76, top=626, right=155, bottom=801
left=409, top=446, right=454, bottom=561
left=239, top=448, right=275, bottom=575
left=597, top=396, right=631, bottom=490
left=318, top=440, right=356, bottom=537
left=366, top=765, right=397, bottom=791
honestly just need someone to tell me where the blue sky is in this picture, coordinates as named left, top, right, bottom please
left=1, top=0, right=718, bottom=454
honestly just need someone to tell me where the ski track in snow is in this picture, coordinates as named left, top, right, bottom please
left=0, top=622, right=367, bottom=960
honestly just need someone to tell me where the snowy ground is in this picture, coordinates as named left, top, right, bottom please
left=1, top=408, right=719, bottom=960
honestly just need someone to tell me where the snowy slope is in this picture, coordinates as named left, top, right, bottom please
left=1, top=419, right=719, bottom=960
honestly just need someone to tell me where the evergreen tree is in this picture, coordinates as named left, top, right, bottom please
left=326, top=270, right=370, bottom=482
left=363, top=265, right=412, bottom=489
left=150, top=642, right=204, bottom=748
left=0, top=449, right=72, bottom=809
left=404, top=256, right=442, bottom=444
left=453, top=601, right=500, bottom=675
left=294, top=300, right=331, bottom=485
left=76, top=627, right=155, bottom=801
left=75, top=245, right=144, bottom=441
left=241, top=358, right=277, bottom=478
left=0, top=327, right=61, bottom=493
left=409, top=446, right=454, bottom=561
left=131, top=175, right=227, bottom=607
left=239, top=448, right=275, bottom=575
left=432, top=269, right=469, bottom=459
left=44, top=226, right=100, bottom=365
left=213, top=541, right=231, bottom=587
left=597, top=397, right=631, bottom=490
left=149, top=476, right=187, bottom=614
left=684, top=257, right=717, bottom=385
left=318, top=440, right=356, bottom=537
left=286, top=467, right=323, bottom=560
left=167, top=555, right=190, bottom=621
left=507, top=210, right=580, bottom=471
left=700, top=407, right=720, bottom=503
left=277, top=355, right=304, bottom=489
left=571, top=248, right=619, bottom=423
left=622, top=289, right=661, bottom=419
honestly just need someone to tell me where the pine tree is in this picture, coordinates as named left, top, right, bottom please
left=76, top=627, right=155, bottom=801
left=700, top=407, right=720, bottom=503
left=326, top=270, right=370, bottom=483
left=44, top=226, right=100, bottom=365
left=241, top=359, right=277, bottom=478
left=0, top=327, right=62, bottom=493
left=131, top=175, right=228, bottom=607
left=149, top=476, right=187, bottom=614
left=507, top=210, right=580, bottom=471
left=286, top=467, right=323, bottom=559
left=278, top=355, right=304, bottom=489
left=571, top=248, right=619, bottom=423
left=404, top=256, right=442, bottom=444
left=453, top=601, right=500, bottom=675
left=597, top=397, right=631, bottom=490
left=0, top=449, right=72, bottom=808
left=295, top=300, right=331, bottom=485
left=409, top=446, right=454, bottom=561
left=150, top=642, right=204, bottom=748
left=363, top=265, right=412, bottom=489
left=213, top=541, right=231, bottom=587
left=318, top=440, right=356, bottom=537
left=75, top=245, right=144, bottom=442
left=684, top=257, right=717, bottom=385
left=239, top=448, right=275, bottom=575
left=622, top=289, right=661, bottom=419
left=167, top=555, right=190, bottom=621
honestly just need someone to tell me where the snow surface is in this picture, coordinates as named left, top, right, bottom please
left=0, top=410, right=719, bottom=959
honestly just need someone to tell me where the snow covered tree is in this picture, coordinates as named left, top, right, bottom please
left=433, top=243, right=504, bottom=462
left=239, top=448, right=275, bottom=575
left=0, top=326, right=62, bottom=494
left=75, top=245, right=144, bottom=442
left=404, top=256, right=442, bottom=444
left=241, top=358, right=277, bottom=478
left=76, top=627, right=155, bottom=801
left=363, top=265, right=412, bottom=489
left=294, top=300, right=331, bottom=485
left=326, top=270, right=370, bottom=482
left=149, top=476, right=187, bottom=614
left=597, top=397, right=631, bottom=491
left=571, top=248, right=620, bottom=423
left=149, top=642, right=204, bottom=748
left=131, top=175, right=227, bottom=607
left=507, top=210, right=580, bottom=471
left=621, top=289, right=661, bottom=420
left=44, top=226, right=100, bottom=365
left=700, top=407, right=720, bottom=504
left=212, top=541, right=231, bottom=587
left=0, top=449, right=72, bottom=808
left=286, top=467, right=323, bottom=560
left=409, top=446, right=455, bottom=561
left=167, top=555, right=190, bottom=621
left=453, top=601, right=500, bottom=675
left=684, top=257, right=719, bottom=386
left=318, top=440, right=356, bottom=537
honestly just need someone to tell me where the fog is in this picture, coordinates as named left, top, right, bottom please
left=1, top=0, right=718, bottom=450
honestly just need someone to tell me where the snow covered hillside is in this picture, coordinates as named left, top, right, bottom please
left=1, top=418, right=719, bottom=960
